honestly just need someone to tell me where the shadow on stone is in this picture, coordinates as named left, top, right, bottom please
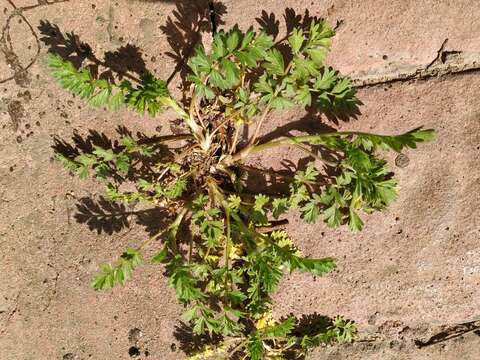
left=160, top=0, right=227, bottom=86
left=38, top=20, right=146, bottom=84
left=173, top=321, right=223, bottom=356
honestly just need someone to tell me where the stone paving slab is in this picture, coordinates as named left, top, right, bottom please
left=0, top=1, right=479, bottom=360
left=216, top=0, right=480, bottom=79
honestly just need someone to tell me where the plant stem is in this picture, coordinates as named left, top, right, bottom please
left=228, top=340, right=247, bottom=358
left=249, top=103, right=272, bottom=147
left=234, top=131, right=346, bottom=158
left=138, top=133, right=193, bottom=146
left=224, top=208, right=231, bottom=295
left=192, top=94, right=206, bottom=128
left=291, top=143, right=338, bottom=167
left=232, top=127, right=420, bottom=162
left=168, top=207, right=189, bottom=253
left=167, top=96, right=205, bottom=145
left=230, top=123, right=241, bottom=154
left=138, top=229, right=167, bottom=252
left=256, top=219, right=289, bottom=233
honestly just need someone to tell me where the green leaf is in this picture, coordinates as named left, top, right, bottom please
left=289, top=183, right=310, bottom=209
left=236, top=49, right=258, bottom=67
left=247, top=334, right=264, bottom=360
left=92, top=248, right=143, bottom=290
left=226, top=30, right=240, bottom=52
left=189, top=75, right=215, bottom=100
left=48, top=53, right=125, bottom=111
left=55, top=153, right=80, bottom=173
left=220, top=313, right=244, bottom=336
left=293, top=58, right=319, bottom=78
left=93, top=147, right=115, bottom=162
left=346, top=147, right=372, bottom=170
left=254, top=74, right=274, bottom=95
left=115, top=153, right=130, bottom=174
left=299, top=257, right=336, bottom=276
left=294, top=163, right=319, bottom=184
left=109, top=91, right=125, bottom=110
left=226, top=290, right=247, bottom=304
left=263, top=49, right=285, bottom=75
left=200, top=219, right=224, bottom=248
left=254, top=32, right=274, bottom=53
left=240, top=30, right=255, bottom=49
left=209, top=69, right=228, bottom=90
left=273, top=239, right=336, bottom=276
left=163, top=177, right=188, bottom=199
left=272, top=198, right=289, bottom=219
left=122, top=72, right=171, bottom=116
left=324, top=204, right=342, bottom=227
left=254, top=194, right=270, bottom=213
left=152, top=246, right=168, bottom=264
left=227, top=195, right=242, bottom=211
left=289, top=28, right=305, bottom=54
left=331, top=77, right=351, bottom=95
left=348, top=208, right=364, bottom=232
left=182, top=305, right=199, bottom=322
left=315, top=68, right=337, bottom=90
left=166, top=256, right=206, bottom=303
left=331, top=316, right=358, bottom=343
left=220, top=58, right=240, bottom=88
left=301, top=196, right=320, bottom=224
left=374, top=179, right=398, bottom=206
left=306, top=47, right=328, bottom=66
left=257, top=258, right=282, bottom=294
left=89, top=87, right=112, bottom=107
left=76, top=153, right=97, bottom=167
left=263, top=317, right=296, bottom=337
left=354, top=127, right=435, bottom=152
left=295, top=85, right=312, bottom=107
left=270, top=96, right=293, bottom=110
left=189, top=46, right=211, bottom=75
left=212, top=33, right=227, bottom=59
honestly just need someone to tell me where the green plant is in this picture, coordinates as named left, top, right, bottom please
left=49, top=18, right=434, bottom=359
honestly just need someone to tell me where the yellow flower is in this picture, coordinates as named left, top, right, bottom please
left=255, top=311, right=276, bottom=330
left=228, top=243, right=244, bottom=260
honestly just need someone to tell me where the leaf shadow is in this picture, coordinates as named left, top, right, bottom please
left=160, top=0, right=227, bottom=87
left=38, top=20, right=146, bottom=83
left=53, top=127, right=180, bottom=235
left=173, top=321, right=224, bottom=356
left=52, top=127, right=176, bottom=184
left=74, top=195, right=171, bottom=236
left=283, top=312, right=342, bottom=360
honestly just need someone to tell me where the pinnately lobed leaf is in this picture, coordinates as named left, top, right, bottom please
left=92, top=248, right=143, bottom=290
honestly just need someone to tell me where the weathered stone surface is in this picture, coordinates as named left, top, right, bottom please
left=0, top=1, right=479, bottom=359
left=217, top=0, right=480, bottom=78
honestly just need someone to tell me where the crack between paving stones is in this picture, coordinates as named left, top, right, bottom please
left=425, top=38, right=449, bottom=70
left=353, top=62, right=480, bottom=88
left=0, top=292, right=20, bottom=335
left=353, top=39, right=480, bottom=88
